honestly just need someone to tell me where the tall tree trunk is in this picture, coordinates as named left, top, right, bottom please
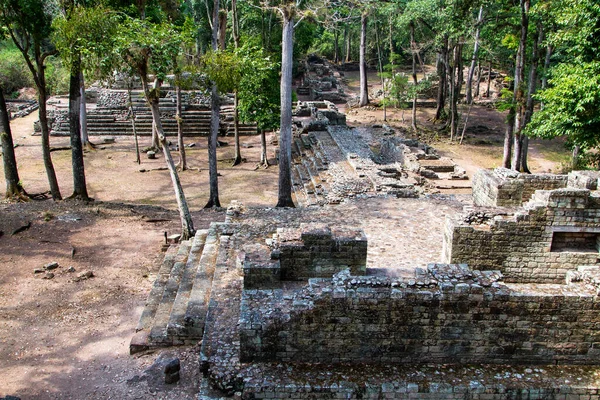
left=388, top=14, right=395, bottom=67
left=38, top=67, right=62, bottom=200
left=260, top=129, right=269, bottom=167
left=218, top=9, right=227, bottom=50
left=128, top=86, right=141, bottom=165
left=334, top=28, right=339, bottom=64
left=342, top=26, right=348, bottom=65
left=232, top=91, right=242, bottom=166
left=450, top=41, right=463, bottom=140
left=375, top=20, right=386, bottom=121
left=68, top=54, right=89, bottom=200
left=142, top=77, right=195, bottom=240
left=232, top=0, right=240, bottom=48
left=520, top=23, right=543, bottom=174
left=358, top=12, right=369, bottom=107
left=475, top=60, right=482, bottom=98
left=511, top=0, right=529, bottom=171
left=152, top=120, right=161, bottom=150
left=79, top=72, right=92, bottom=149
left=345, top=25, right=351, bottom=63
left=435, top=35, right=448, bottom=121
left=486, top=60, right=492, bottom=98
left=503, top=76, right=515, bottom=168
left=206, top=0, right=221, bottom=208
left=176, top=84, right=187, bottom=170
left=465, top=6, right=484, bottom=104
left=276, top=8, right=295, bottom=208
left=410, top=21, right=418, bottom=131
left=0, top=85, right=26, bottom=199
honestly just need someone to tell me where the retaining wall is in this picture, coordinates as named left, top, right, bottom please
left=239, top=264, right=600, bottom=365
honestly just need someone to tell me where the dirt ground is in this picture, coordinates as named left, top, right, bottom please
left=0, top=71, right=571, bottom=399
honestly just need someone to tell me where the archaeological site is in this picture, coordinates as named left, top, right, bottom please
left=92, top=59, right=600, bottom=399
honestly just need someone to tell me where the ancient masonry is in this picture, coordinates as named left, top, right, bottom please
left=135, top=165, right=600, bottom=398
left=47, top=87, right=257, bottom=137
left=444, top=169, right=600, bottom=282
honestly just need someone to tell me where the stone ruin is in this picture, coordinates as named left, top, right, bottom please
left=444, top=169, right=600, bottom=283
left=295, top=55, right=348, bottom=104
left=133, top=165, right=600, bottom=398
left=45, top=86, right=257, bottom=137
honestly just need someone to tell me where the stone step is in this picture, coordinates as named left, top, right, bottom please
left=134, top=244, right=181, bottom=333
left=291, top=164, right=307, bottom=207
left=181, top=223, right=221, bottom=339
left=147, top=239, right=193, bottom=345
left=166, top=229, right=209, bottom=343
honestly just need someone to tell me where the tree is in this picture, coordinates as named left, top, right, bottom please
left=0, top=0, right=62, bottom=200
left=53, top=3, right=113, bottom=201
left=527, top=0, right=600, bottom=162
left=0, top=83, right=27, bottom=200
left=117, top=18, right=195, bottom=240
left=236, top=44, right=280, bottom=168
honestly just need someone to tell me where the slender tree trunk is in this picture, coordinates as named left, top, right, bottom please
left=260, top=129, right=269, bottom=167
left=342, top=26, right=348, bottom=65
left=572, top=145, right=580, bottom=170
left=345, top=25, right=351, bottom=63
left=152, top=120, right=160, bottom=150
left=128, top=85, right=141, bottom=164
left=435, top=35, right=448, bottom=121
left=79, top=72, right=92, bottom=149
left=521, top=23, right=543, bottom=174
left=503, top=77, right=515, bottom=168
left=486, top=60, right=492, bottom=98
left=232, top=0, right=240, bottom=48
left=334, top=29, right=339, bottom=64
left=375, top=21, right=386, bottom=121
left=206, top=0, right=221, bottom=208
left=232, top=91, right=242, bottom=166
left=1, top=85, right=26, bottom=199
left=358, top=12, right=369, bottom=107
left=450, top=41, right=463, bottom=140
left=218, top=9, right=227, bottom=50
left=38, top=70, right=62, bottom=200
left=475, top=60, right=482, bottom=98
left=276, top=8, right=295, bottom=208
left=410, top=21, right=418, bottom=131
left=466, top=6, right=484, bottom=104
left=142, top=77, right=195, bottom=240
left=68, top=54, right=89, bottom=200
left=511, top=0, right=529, bottom=171
left=388, top=14, right=395, bottom=67
left=176, top=84, right=187, bottom=170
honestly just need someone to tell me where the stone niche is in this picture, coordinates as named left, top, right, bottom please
left=239, top=264, right=600, bottom=365
left=242, top=224, right=367, bottom=289
left=443, top=188, right=600, bottom=283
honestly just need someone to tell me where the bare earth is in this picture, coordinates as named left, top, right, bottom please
left=0, top=76, right=570, bottom=399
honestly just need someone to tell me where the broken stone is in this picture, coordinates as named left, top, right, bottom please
left=43, top=272, right=54, bottom=279
left=45, top=261, right=59, bottom=270
left=147, top=151, right=156, bottom=159
left=33, top=268, right=44, bottom=274
left=76, top=271, right=94, bottom=281
left=67, top=266, right=76, bottom=273
left=164, top=358, right=181, bottom=384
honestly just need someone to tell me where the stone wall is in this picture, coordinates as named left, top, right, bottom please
left=242, top=225, right=368, bottom=289
left=472, top=168, right=568, bottom=207
left=239, top=264, right=600, bottom=365
left=443, top=188, right=600, bottom=283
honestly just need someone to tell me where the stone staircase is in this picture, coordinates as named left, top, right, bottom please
left=51, top=91, right=257, bottom=137
left=130, top=223, right=224, bottom=353
left=290, top=132, right=332, bottom=207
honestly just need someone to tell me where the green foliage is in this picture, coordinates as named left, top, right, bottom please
left=309, top=28, right=335, bottom=59
left=0, top=41, right=33, bottom=94
left=114, top=17, right=183, bottom=82
left=236, top=44, right=280, bottom=133
left=200, top=50, right=242, bottom=94
left=527, top=61, right=600, bottom=150
left=294, top=20, right=317, bottom=59
left=45, top=57, right=69, bottom=95
left=52, top=5, right=120, bottom=79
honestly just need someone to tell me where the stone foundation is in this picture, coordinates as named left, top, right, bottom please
left=239, top=264, right=600, bottom=365
left=443, top=188, right=600, bottom=283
